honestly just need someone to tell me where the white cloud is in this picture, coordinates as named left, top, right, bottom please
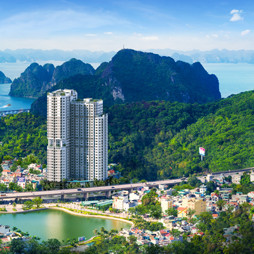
left=0, top=9, right=130, bottom=37
left=141, top=36, right=159, bottom=41
left=205, top=34, right=218, bottom=39
left=241, top=29, right=250, bottom=36
left=85, top=34, right=97, bottom=37
left=230, top=9, right=243, bottom=22
left=104, top=32, right=113, bottom=35
left=230, top=9, right=239, bottom=14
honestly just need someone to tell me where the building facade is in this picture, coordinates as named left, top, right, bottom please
left=47, top=89, right=108, bottom=182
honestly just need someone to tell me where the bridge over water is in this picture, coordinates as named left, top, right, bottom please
left=0, top=109, right=30, bottom=118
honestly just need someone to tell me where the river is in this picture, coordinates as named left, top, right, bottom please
left=0, top=209, right=130, bottom=241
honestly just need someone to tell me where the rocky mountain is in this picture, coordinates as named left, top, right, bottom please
left=50, top=58, right=94, bottom=85
left=9, top=59, right=95, bottom=98
left=9, top=63, right=54, bottom=98
left=31, top=49, right=221, bottom=116
left=0, top=71, right=12, bottom=84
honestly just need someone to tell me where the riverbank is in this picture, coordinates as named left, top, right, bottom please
left=49, top=206, right=134, bottom=227
left=0, top=204, right=133, bottom=248
left=0, top=203, right=134, bottom=226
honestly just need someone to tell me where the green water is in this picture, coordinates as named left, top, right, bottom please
left=0, top=209, right=130, bottom=241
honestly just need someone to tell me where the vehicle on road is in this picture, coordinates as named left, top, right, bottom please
left=77, top=189, right=82, bottom=191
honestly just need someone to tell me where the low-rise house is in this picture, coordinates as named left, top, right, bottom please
left=0, top=225, right=10, bottom=235
left=206, top=174, right=214, bottom=182
left=182, top=197, right=206, bottom=215
left=199, top=184, right=207, bottom=195
left=161, top=196, right=173, bottom=214
left=17, top=177, right=26, bottom=189
left=231, top=174, right=242, bottom=184
left=112, top=195, right=128, bottom=210
left=177, top=207, right=188, bottom=218
left=129, top=192, right=140, bottom=202
left=2, top=170, right=11, bottom=177
left=250, top=173, right=254, bottom=182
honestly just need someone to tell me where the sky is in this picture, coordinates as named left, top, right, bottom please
left=0, top=0, right=254, bottom=51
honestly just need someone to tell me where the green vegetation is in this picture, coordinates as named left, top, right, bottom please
left=22, top=197, right=43, bottom=210
left=109, top=91, right=254, bottom=180
left=10, top=238, right=63, bottom=254
left=9, top=59, right=94, bottom=98
left=129, top=188, right=162, bottom=219
left=0, top=113, right=47, bottom=163
left=4, top=204, right=254, bottom=253
left=133, top=216, right=164, bottom=231
left=0, top=70, right=12, bottom=84
left=31, top=49, right=220, bottom=116
left=84, top=204, right=254, bottom=254
left=1, top=90, right=254, bottom=182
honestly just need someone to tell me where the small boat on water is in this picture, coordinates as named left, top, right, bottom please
left=2, top=104, right=11, bottom=108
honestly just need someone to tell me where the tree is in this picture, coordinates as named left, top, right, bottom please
left=10, top=239, right=26, bottom=254
left=216, top=199, right=226, bottom=211
left=187, top=208, right=196, bottom=219
left=0, top=183, right=7, bottom=192
left=11, top=164, right=18, bottom=172
left=9, top=182, right=23, bottom=192
left=25, top=183, right=34, bottom=192
left=43, top=239, right=61, bottom=254
left=187, top=176, right=202, bottom=187
left=166, top=207, right=177, bottom=217
left=240, top=172, right=251, bottom=186
left=171, top=229, right=181, bottom=238
left=206, top=181, right=216, bottom=194
left=128, top=235, right=137, bottom=244
left=150, top=205, right=162, bottom=219
left=33, top=197, right=43, bottom=208
left=23, top=200, right=34, bottom=210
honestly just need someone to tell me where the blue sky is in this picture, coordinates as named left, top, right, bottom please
left=0, top=0, right=253, bottom=51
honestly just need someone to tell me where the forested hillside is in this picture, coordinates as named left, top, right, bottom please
left=1, top=90, right=254, bottom=180
left=0, top=114, right=47, bottom=162
left=151, top=91, right=254, bottom=178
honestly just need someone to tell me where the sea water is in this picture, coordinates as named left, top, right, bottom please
left=0, top=84, right=34, bottom=112
left=0, top=62, right=254, bottom=104
left=203, top=63, right=254, bottom=98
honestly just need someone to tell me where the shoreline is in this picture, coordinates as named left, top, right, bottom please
left=49, top=206, right=134, bottom=227
left=0, top=205, right=134, bottom=227
left=0, top=205, right=134, bottom=247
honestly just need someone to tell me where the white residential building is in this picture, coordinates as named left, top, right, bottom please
left=161, top=197, right=173, bottom=214
left=112, top=195, right=129, bottom=210
left=47, top=89, right=108, bottom=182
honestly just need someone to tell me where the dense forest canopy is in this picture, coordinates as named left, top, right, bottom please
left=0, top=90, right=254, bottom=180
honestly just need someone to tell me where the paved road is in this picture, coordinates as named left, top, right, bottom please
left=0, top=179, right=182, bottom=200
left=1, top=167, right=252, bottom=200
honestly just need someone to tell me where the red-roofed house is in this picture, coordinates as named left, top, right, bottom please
left=177, top=207, right=188, bottom=218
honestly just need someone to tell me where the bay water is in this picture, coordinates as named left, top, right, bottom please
left=0, top=62, right=254, bottom=111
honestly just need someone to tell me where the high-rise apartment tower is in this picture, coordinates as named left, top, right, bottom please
left=47, top=89, right=108, bottom=182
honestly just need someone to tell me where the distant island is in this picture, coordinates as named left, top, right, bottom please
left=1, top=48, right=254, bottom=64
left=9, top=59, right=94, bottom=98
left=0, top=71, right=12, bottom=84
left=8, top=49, right=220, bottom=116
